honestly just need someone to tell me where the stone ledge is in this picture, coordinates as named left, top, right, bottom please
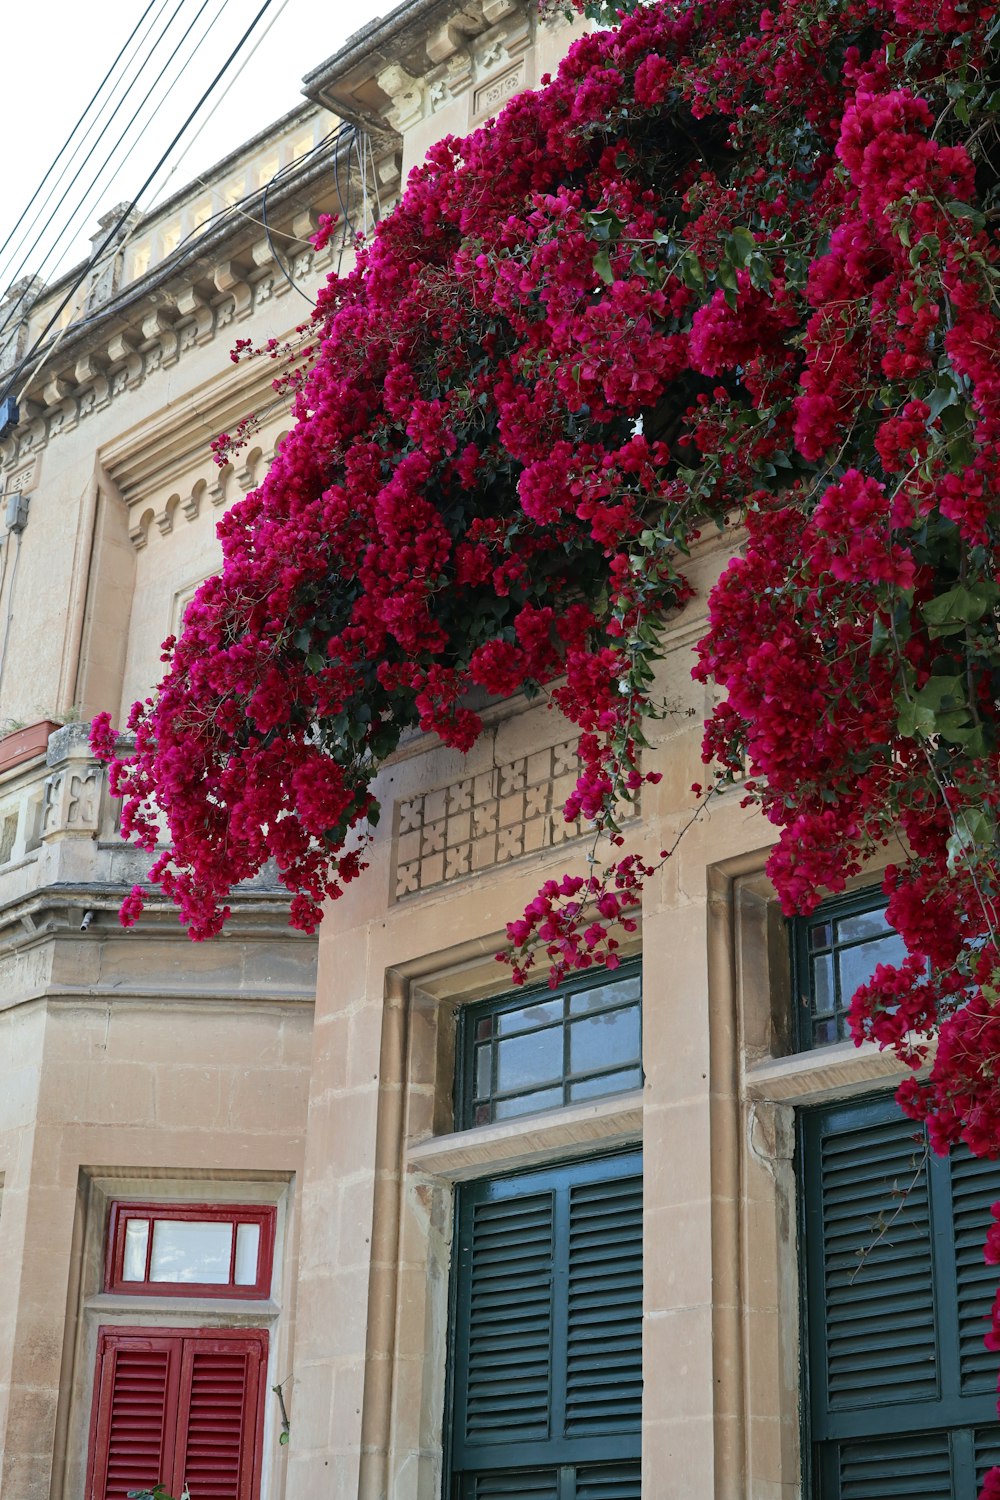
left=744, top=1039, right=909, bottom=1104
left=406, top=1089, right=643, bottom=1180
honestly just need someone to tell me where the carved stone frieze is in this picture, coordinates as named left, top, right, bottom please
left=0, top=239, right=328, bottom=480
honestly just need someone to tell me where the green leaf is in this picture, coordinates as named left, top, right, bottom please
left=679, top=252, right=705, bottom=291
left=747, top=252, right=773, bottom=290
left=921, top=582, right=999, bottom=634
left=727, top=227, right=756, bottom=267
left=945, top=200, right=986, bottom=230
left=926, top=379, right=961, bottom=421
left=870, top=615, right=891, bottom=656
left=896, top=674, right=969, bottom=738
left=593, top=249, right=614, bottom=285
left=914, top=674, right=965, bottom=709
left=946, top=808, right=995, bottom=871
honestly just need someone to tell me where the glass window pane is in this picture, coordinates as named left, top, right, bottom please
left=570, top=1007, right=640, bottom=1073
left=234, top=1222, right=261, bottom=1286
left=496, top=1028, right=563, bottom=1093
left=838, top=933, right=907, bottom=1002
left=836, top=907, right=892, bottom=944
left=809, top=921, right=833, bottom=951
left=569, top=976, right=641, bottom=1014
left=811, top=953, right=836, bottom=1015
left=570, top=1066, right=642, bottom=1102
left=475, top=1043, right=491, bottom=1100
left=475, top=1016, right=492, bottom=1042
left=494, top=1087, right=564, bottom=1120
left=497, top=998, right=563, bottom=1036
left=149, top=1219, right=233, bottom=1283
left=813, top=1017, right=839, bottom=1046
left=122, top=1218, right=149, bottom=1281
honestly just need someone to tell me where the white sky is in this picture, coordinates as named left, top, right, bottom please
left=0, top=0, right=388, bottom=292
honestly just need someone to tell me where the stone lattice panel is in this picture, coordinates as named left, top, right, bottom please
left=392, top=738, right=638, bottom=900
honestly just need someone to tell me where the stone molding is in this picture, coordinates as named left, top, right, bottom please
left=0, top=139, right=402, bottom=478
left=406, top=1088, right=643, bottom=1180
left=0, top=236, right=334, bottom=477
left=304, top=0, right=570, bottom=133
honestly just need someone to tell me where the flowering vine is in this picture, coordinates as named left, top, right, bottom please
left=93, top=0, right=1000, bottom=1455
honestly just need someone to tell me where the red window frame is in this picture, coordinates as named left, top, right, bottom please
left=105, top=1202, right=276, bottom=1299
left=85, top=1325, right=267, bottom=1500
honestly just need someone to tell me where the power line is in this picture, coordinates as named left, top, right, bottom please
left=9, top=117, right=355, bottom=393
left=0, top=0, right=196, bottom=342
left=141, top=0, right=295, bottom=207
left=4, top=0, right=282, bottom=409
left=0, top=0, right=163, bottom=275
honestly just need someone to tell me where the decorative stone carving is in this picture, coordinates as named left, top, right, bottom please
left=42, top=724, right=104, bottom=840
left=391, top=737, right=640, bottom=900
left=0, top=276, right=45, bottom=375
left=376, top=64, right=425, bottom=132
left=85, top=204, right=141, bottom=313
left=473, top=61, right=526, bottom=118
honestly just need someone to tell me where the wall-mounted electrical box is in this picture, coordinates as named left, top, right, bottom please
left=4, top=492, right=27, bottom=532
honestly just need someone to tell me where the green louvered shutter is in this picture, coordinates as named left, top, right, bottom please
left=451, top=1153, right=641, bottom=1499
left=805, top=1100, right=937, bottom=1417
left=802, top=1095, right=1000, bottom=1498
left=566, top=1174, right=643, bottom=1436
left=949, top=1150, right=1000, bottom=1393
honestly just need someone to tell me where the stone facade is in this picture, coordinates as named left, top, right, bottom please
left=0, top=4, right=914, bottom=1499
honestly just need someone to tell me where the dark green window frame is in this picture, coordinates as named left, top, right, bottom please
left=799, top=1092, right=1000, bottom=1498
left=455, top=963, right=642, bottom=1130
left=447, top=1151, right=642, bottom=1500
left=790, top=886, right=906, bottom=1051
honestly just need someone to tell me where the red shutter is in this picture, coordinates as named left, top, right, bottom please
left=87, top=1328, right=267, bottom=1500
left=87, top=1333, right=180, bottom=1500
left=172, top=1333, right=267, bottom=1500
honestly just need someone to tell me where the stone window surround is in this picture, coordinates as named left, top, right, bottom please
left=54, top=1170, right=294, bottom=1500
left=355, top=932, right=643, bottom=1500
left=716, top=847, right=913, bottom=1498
left=356, top=862, right=908, bottom=1500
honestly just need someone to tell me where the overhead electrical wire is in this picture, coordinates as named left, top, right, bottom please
left=6, top=118, right=373, bottom=451
left=0, top=0, right=279, bottom=350
left=0, top=0, right=197, bottom=343
left=4, top=0, right=282, bottom=409
left=0, top=0, right=163, bottom=275
left=142, top=0, right=295, bottom=206
left=0, top=0, right=241, bottom=355
left=10, top=118, right=356, bottom=404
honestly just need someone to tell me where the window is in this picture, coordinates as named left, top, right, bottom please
left=86, top=1326, right=267, bottom=1500
left=449, top=1152, right=642, bottom=1499
left=457, top=965, right=642, bottom=1127
left=105, top=1203, right=275, bottom=1299
left=800, top=1094, right=1000, bottom=1496
left=791, top=888, right=906, bottom=1049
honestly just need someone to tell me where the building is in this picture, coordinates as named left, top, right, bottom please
left=0, top=2, right=998, bottom=1498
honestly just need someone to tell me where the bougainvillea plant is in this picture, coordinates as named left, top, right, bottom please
left=94, top=0, right=1000, bottom=1451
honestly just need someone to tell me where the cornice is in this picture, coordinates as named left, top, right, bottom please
left=0, top=136, right=401, bottom=480
left=302, top=0, right=564, bottom=135
left=0, top=879, right=315, bottom=954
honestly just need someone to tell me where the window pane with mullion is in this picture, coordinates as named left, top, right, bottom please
left=792, top=890, right=906, bottom=1051
left=459, top=965, right=642, bottom=1129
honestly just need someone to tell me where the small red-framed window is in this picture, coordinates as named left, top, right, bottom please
left=105, top=1203, right=275, bottom=1299
left=85, top=1325, right=267, bottom=1500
